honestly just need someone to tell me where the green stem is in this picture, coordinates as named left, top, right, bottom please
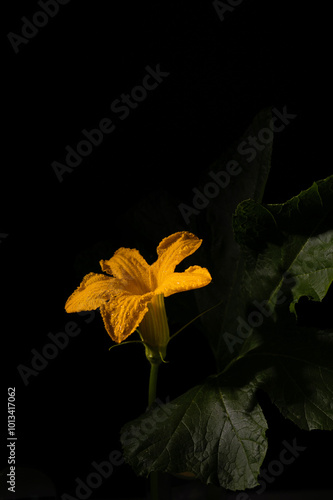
left=148, top=361, right=160, bottom=500
left=148, top=361, right=160, bottom=407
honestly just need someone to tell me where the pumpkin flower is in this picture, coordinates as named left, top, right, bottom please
left=65, top=231, right=212, bottom=362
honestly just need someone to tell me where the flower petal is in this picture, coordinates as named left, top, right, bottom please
left=100, top=248, right=150, bottom=294
left=150, top=232, right=203, bottom=289
left=155, top=266, right=212, bottom=297
left=65, top=272, right=116, bottom=313
left=100, top=291, right=154, bottom=343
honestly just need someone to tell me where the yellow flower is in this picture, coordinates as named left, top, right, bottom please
left=65, top=232, right=212, bottom=357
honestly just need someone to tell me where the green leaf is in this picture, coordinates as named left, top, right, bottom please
left=121, top=326, right=333, bottom=489
left=121, top=372, right=268, bottom=491
left=287, top=229, right=333, bottom=314
left=268, top=178, right=333, bottom=314
left=233, top=176, right=333, bottom=319
left=252, top=327, right=333, bottom=431
left=205, top=176, right=333, bottom=370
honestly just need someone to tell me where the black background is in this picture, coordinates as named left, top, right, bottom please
left=2, top=1, right=332, bottom=498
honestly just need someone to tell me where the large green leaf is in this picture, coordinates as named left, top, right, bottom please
left=287, top=229, right=333, bottom=314
left=121, top=326, right=333, bottom=489
left=268, top=178, right=333, bottom=314
left=252, top=327, right=333, bottom=431
left=213, top=176, right=333, bottom=367
left=121, top=372, right=268, bottom=491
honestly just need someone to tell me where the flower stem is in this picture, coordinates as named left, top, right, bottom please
left=148, top=361, right=160, bottom=407
left=148, top=361, right=160, bottom=500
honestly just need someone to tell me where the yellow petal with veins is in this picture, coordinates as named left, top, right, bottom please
left=155, top=266, right=212, bottom=297
left=65, top=272, right=116, bottom=313
left=150, top=232, right=203, bottom=289
left=100, top=248, right=150, bottom=294
left=100, top=291, right=154, bottom=343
